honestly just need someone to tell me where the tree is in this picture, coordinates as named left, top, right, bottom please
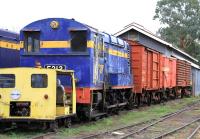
left=154, top=0, right=200, bottom=60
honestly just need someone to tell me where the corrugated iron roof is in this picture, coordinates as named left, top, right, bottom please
left=114, top=22, right=198, bottom=63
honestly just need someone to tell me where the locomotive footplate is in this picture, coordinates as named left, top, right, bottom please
left=90, top=112, right=107, bottom=118
left=106, top=102, right=128, bottom=109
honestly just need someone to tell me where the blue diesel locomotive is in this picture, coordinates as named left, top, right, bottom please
left=19, top=18, right=133, bottom=119
left=0, top=29, right=19, bottom=68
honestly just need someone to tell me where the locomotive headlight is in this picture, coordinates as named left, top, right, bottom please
left=50, top=21, right=59, bottom=29
left=10, top=90, right=21, bottom=100
left=44, top=94, right=48, bottom=99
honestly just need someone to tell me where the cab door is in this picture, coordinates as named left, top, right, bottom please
left=56, top=73, right=75, bottom=116
left=93, top=34, right=105, bottom=86
left=0, top=74, right=16, bottom=118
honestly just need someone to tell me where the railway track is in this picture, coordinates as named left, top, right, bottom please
left=120, top=104, right=200, bottom=139
left=31, top=132, right=56, bottom=139
left=152, top=118, right=200, bottom=139
left=79, top=100, right=200, bottom=139
left=26, top=99, right=200, bottom=139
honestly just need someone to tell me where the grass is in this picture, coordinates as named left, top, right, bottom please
left=56, top=97, right=200, bottom=138
left=0, top=97, right=199, bottom=139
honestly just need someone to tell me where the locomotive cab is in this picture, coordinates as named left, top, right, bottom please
left=0, top=68, right=76, bottom=130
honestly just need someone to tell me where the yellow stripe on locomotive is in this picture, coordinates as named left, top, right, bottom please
left=0, top=40, right=19, bottom=50
left=20, top=40, right=128, bottom=58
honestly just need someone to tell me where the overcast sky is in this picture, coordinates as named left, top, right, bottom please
left=0, top=0, right=160, bottom=34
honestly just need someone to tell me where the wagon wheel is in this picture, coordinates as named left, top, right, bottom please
left=127, top=93, right=134, bottom=109
left=156, top=93, right=160, bottom=104
left=163, top=91, right=168, bottom=101
left=64, top=118, right=71, bottom=128
left=173, top=89, right=177, bottom=99
left=135, top=94, right=141, bottom=108
left=147, top=93, right=152, bottom=106
left=181, top=89, right=185, bottom=98
left=159, top=92, right=163, bottom=103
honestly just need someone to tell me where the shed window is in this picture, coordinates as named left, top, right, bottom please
left=24, top=32, right=40, bottom=53
left=70, top=31, right=87, bottom=52
left=31, top=74, right=48, bottom=88
left=0, top=74, right=15, bottom=88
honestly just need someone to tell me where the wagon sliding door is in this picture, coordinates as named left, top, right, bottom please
left=147, top=49, right=160, bottom=90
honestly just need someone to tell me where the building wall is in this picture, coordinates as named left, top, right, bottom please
left=192, top=67, right=200, bottom=96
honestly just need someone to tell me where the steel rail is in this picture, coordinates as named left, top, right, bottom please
left=186, top=124, right=200, bottom=139
left=153, top=118, right=200, bottom=139
left=81, top=100, right=200, bottom=139
left=79, top=120, right=154, bottom=139
left=31, top=132, right=56, bottom=139
left=119, top=103, right=198, bottom=139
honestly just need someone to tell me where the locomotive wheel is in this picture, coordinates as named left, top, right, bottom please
left=41, top=122, right=47, bottom=130
left=94, top=116, right=100, bottom=121
left=64, top=118, right=71, bottom=128
left=0, top=126, right=5, bottom=133
left=16, top=122, right=29, bottom=129
left=127, top=99, right=134, bottom=110
left=0, top=122, right=11, bottom=132
left=49, top=121, right=58, bottom=132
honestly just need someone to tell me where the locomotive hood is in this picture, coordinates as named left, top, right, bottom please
left=20, top=18, right=95, bottom=41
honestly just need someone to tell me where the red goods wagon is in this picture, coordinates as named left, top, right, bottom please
left=128, top=40, right=161, bottom=93
left=176, top=59, right=191, bottom=87
left=127, top=40, right=189, bottom=104
left=161, top=56, right=177, bottom=88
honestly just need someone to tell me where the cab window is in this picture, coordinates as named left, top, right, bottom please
left=24, top=32, right=40, bottom=53
left=70, top=30, right=87, bottom=52
left=31, top=74, right=48, bottom=88
left=0, top=74, right=15, bottom=88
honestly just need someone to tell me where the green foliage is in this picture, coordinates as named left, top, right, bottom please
left=154, top=0, right=200, bottom=61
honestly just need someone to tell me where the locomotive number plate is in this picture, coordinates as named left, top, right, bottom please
left=44, top=64, right=66, bottom=70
